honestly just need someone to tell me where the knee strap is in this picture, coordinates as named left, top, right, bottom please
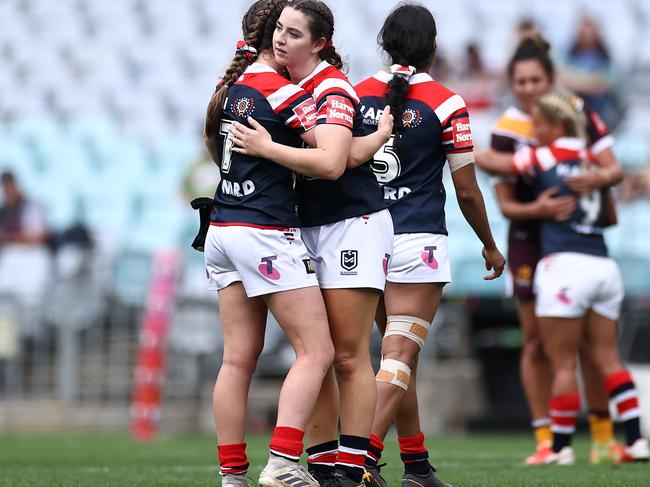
left=376, top=358, right=411, bottom=390
left=384, top=315, right=431, bottom=350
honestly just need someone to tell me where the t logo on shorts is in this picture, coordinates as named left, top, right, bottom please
left=383, top=253, right=391, bottom=275
left=556, top=287, right=571, bottom=305
left=341, top=250, right=358, bottom=271
left=421, top=246, right=439, bottom=270
left=259, top=255, right=281, bottom=280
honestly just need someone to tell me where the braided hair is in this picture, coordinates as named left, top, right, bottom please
left=537, top=92, right=587, bottom=141
left=379, top=2, right=437, bottom=147
left=507, top=33, right=555, bottom=83
left=289, top=0, right=345, bottom=71
left=204, top=0, right=287, bottom=143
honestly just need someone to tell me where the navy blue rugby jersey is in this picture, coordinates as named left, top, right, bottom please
left=490, top=98, right=613, bottom=240
left=210, top=63, right=317, bottom=228
left=354, top=71, right=474, bottom=235
left=294, top=61, right=385, bottom=227
left=511, top=137, right=608, bottom=258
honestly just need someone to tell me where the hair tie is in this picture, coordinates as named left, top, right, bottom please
left=390, top=64, right=416, bottom=79
left=236, top=40, right=258, bottom=61
left=324, top=39, right=333, bottom=50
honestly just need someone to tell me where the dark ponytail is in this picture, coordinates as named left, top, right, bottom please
left=204, top=0, right=287, bottom=143
left=507, top=33, right=554, bottom=82
left=289, top=0, right=346, bottom=72
left=379, top=2, right=437, bottom=143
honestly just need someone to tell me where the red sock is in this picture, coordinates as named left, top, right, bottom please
left=605, top=370, right=642, bottom=445
left=366, top=433, right=384, bottom=467
left=336, top=435, right=369, bottom=483
left=398, top=432, right=430, bottom=476
left=218, top=443, right=248, bottom=475
left=550, top=392, right=580, bottom=452
left=307, top=440, right=338, bottom=473
left=269, top=426, right=304, bottom=462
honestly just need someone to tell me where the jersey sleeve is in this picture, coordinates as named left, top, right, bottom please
left=436, top=94, right=474, bottom=170
left=584, top=105, right=614, bottom=155
left=490, top=132, right=517, bottom=153
left=313, top=78, right=359, bottom=130
left=266, top=83, right=318, bottom=134
left=511, top=146, right=538, bottom=177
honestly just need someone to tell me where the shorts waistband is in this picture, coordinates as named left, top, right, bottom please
left=210, top=222, right=297, bottom=232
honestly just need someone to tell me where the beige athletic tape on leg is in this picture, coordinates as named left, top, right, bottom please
left=376, top=358, right=411, bottom=390
left=384, top=315, right=431, bottom=350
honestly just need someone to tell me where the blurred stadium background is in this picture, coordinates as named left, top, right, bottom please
left=1, top=0, right=649, bottom=440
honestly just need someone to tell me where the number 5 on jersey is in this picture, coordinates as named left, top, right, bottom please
left=370, top=135, right=401, bottom=184
left=219, top=120, right=235, bottom=174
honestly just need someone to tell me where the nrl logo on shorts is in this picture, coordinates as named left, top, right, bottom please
left=340, top=250, right=358, bottom=271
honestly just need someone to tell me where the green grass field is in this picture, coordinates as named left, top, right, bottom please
left=0, top=433, right=647, bottom=486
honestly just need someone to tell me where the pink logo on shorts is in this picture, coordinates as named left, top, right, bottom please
left=383, top=253, right=391, bottom=275
left=556, top=287, right=571, bottom=305
left=259, top=256, right=281, bottom=281
left=421, top=246, right=439, bottom=270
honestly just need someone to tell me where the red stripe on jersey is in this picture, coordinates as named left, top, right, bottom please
left=549, top=147, right=582, bottom=163
left=531, top=148, right=543, bottom=172
left=444, top=108, right=470, bottom=127
left=301, top=63, right=358, bottom=105
left=273, top=90, right=306, bottom=116
left=354, top=77, right=387, bottom=99
left=210, top=222, right=294, bottom=231
left=407, top=81, right=457, bottom=116
left=240, top=72, right=292, bottom=98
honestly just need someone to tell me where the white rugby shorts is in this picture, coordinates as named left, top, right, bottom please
left=387, top=233, right=451, bottom=284
left=301, top=209, right=394, bottom=291
left=204, top=224, right=318, bottom=297
left=534, top=252, right=624, bottom=320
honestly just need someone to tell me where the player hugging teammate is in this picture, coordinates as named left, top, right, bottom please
left=197, top=0, right=638, bottom=487
left=477, top=35, right=649, bottom=465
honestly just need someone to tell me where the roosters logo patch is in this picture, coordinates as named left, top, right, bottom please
left=232, top=97, right=255, bottom=119
left=402, top=109, right=422, bottom=128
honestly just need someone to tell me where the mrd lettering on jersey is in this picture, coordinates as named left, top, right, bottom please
left=384, top=186, right=412, bottom=201
left=452, top=117, right=473, bottom=149
left=221, top=179, right=255, bottom=198
left=323, top=95, right=355, bottom=128
left=293, top=99, right=318, bottom=129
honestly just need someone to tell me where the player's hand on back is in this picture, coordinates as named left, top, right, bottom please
left=536, top=186, right=576, bottom=221
left=230, top=117, right=272, bottom=157
left=482, top=246, right=506, bottom=280
left=565, top=168, right=606, bottom=194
